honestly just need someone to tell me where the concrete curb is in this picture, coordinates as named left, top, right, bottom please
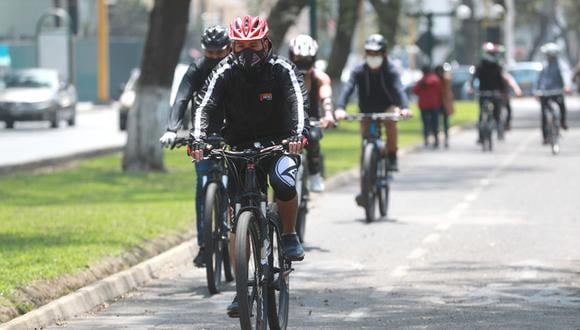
left=0, top=241, right=196, bottom=330
left=0, top=146, right=124, bottom=176
left=0, top=123, right=471, bottom=329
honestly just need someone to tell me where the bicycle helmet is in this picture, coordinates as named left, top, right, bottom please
left=364, top=34, right=387, bottom=52
left=481, top=42, right=500, bottom=62
left=201, top=25, right=230, bottom=51
left=229, top=15, right=269, bottom=41
left=289, top=34, right=319, bottom=72
left=540, top=42, right=560, bottom=57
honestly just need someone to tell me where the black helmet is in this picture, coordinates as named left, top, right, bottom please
left=364, top=34, right=387, bottom=52
left=201, top=25, right=230, bottom=51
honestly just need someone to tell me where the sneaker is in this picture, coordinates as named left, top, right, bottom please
left=227, top=295, right=239, bottom=318
left=193, top=247, right=205, bottom=268
left=444, top=137, right=449, bottom=149
left=282, top=233, right=304, bottom=261
left=355, top=193, right=366, bottom=207
left=309, top=173, right=325, bottom=192
left=387, top=153, right=398, bottom=172
left=561, top=120, right=568, bottom=130
left=505, top=122, right=511, bottom=131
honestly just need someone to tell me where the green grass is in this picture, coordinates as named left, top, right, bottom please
left=0, top=101, right=477, bottom=310
left=323, top=101, right=478, bottom=176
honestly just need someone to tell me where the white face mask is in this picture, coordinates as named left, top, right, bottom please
left=366, top=56, right=383, bottom=69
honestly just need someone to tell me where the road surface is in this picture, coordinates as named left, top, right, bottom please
left=47, top=98, right=580, bottom=329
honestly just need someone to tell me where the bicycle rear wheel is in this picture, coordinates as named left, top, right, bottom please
left=362, top=144, right=378, bottom=223
left=377, top=158, right=389, bottom=218
left=235, top=211, right=267, bottom=330
left=204, top=183, right=229, bottom=294
left=295, top=159, right=308, bottom=243
left=267, top=205, right=290, bottom=330
left=550, top=114, right=560, bottom=155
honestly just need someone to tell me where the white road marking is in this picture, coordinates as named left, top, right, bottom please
left=390, top=266, right=410, bottom=278
left=423, top=233, right=441, bottom=243
left=407, top=248, right=427, bottom=259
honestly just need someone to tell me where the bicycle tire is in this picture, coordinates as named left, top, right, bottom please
left=362, top=143, right=378, bottom=223
left=378, top=158, right=389, bottom=217
left=550, top=112, right=560, bottom=155
left=295, top=155, right=308, bottom=243
left=235, top=211, right=267, bottom=330
left=295, top=206, right=307, bottom=244
left=267, top=205, right=290, bottom=330
left=204, top=183, right=225, bottom=294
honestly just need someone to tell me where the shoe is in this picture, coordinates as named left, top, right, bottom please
left=193, top=247, right=205, bottom=268
left=433, top=141, right=439, bottom=149
left=282, top=233, right=304, bottom=261
left=355, top=193, right=366, bottom=207
left=561, top=120, right=568, bottom=130
left=505, top=122, right=511, bottom=131
left=309, top=173, right=325, bottom=192
left=227, top=295, right=239, bottom=318
left=444, top=138, right=449, bottom=149
left=387, top=153, right=398, bottom=172
left=542, top=138, right=549, bottom=145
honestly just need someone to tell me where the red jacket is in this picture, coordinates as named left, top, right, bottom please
left=413, top=73, right=443, bottom=110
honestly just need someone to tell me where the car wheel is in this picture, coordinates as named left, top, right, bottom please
left=5, top=120, right=14, bottom=129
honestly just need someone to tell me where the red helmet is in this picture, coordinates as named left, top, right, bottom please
left=229, top=16, right=269, bottom=41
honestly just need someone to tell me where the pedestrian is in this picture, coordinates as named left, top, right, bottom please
left=434, top=64, right=454, bottom=148
left=573, top=62, right=580, bottom=94
left=413, top=65, right=443, bottom=148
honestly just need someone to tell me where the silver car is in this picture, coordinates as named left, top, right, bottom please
left=0, top=68, right=77, bottom=129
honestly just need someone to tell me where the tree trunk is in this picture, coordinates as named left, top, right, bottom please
left=368, top=0, right=401, bottom=48
left=456, top=0, right=479, bottom=65
left=122, top=0, right=190, bottom=172
left=326, top=0, right=362, bottom=84
left=267, top=0, right=310, bottom=53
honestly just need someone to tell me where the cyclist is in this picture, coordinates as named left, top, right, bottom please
left=288, top=34, right=335, bottom=192
left=537, top=42, right=571, bottom=142
left=190, top=15, right=309, bottom=316
left=334, top=34, right=410, bottom=205
left=471, top=42, right=506, bottom=143
left=159, top=26, right=230, bottom=268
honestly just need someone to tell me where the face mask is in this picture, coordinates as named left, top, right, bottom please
left=294, top=57, right=314, bottom=74
left=366, top=56, right=383, bottom=69
left=204, top=57, right=222, bottom=68
left=235, top=48, right=265, bottom=72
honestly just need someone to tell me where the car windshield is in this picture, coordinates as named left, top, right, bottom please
left=509, top=69, right=539, bottom=83
left=4, top=70, right=57, bottom=88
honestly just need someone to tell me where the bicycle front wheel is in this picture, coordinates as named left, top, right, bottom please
left=235, top=211, right=268, bottom=330
left=378, top=158, right=389, bottom=218
left=267, top=204, right=290, bottom=330
left=362, top=143, right=378, bottom=222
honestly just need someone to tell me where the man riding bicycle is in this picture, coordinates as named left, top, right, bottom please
left=159, top=25, right=230, bottom=268
left=537, top=42, right=571, bottom=143
left=288, top=34, right=335, bottom=192
left=334, top=34, right=410, bottom=205
left=190, top=15, right=309, bottom=316
left=471, top=42, right=507, bottom=143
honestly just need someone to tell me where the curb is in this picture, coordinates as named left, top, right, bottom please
left=0, top=146, right=124, bottom=176
left=0, top=241, right=196, bottom=330
left=1, top=123, right=471, bottom=329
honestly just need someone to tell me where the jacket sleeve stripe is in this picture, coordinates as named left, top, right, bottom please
left=193, top=63, right=231, bottom=139
left=275, top=59, right=305, bottom=135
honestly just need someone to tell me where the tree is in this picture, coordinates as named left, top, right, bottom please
left=326, top=0, right=362, bottom=84
left=267, top=0, right=310, bottom=53
left=368, top=0, right=401, bottom=48
left=122, top=0, right=190, bottom=172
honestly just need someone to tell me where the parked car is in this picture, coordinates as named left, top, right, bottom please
left=451, top=65, right=475, bottom=100
left=0, top=68, right=76, bottom=129
left=118, top=64, right=190, bottom=131
left=507, top=61, right=543, bottom=96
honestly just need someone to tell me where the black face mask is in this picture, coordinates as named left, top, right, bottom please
left=235, top=49, right=266, bottom=72
left=204, top=57, right=222, bottom=69
left=294, top=57, right=314, bottom=73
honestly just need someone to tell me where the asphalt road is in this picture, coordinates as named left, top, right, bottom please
left=48, top=98, right=580, bottom=329
left=0, top=105, right=125, bottom=168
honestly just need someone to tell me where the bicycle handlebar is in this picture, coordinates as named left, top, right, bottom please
left=343, top=112, right=404, bottom=122
left=534, top=89, right=565, bottom=97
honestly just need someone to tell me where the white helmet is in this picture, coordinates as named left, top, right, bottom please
left=289, top=34, right=319, bottom=58
left=541, top=42, right=560, bottom=57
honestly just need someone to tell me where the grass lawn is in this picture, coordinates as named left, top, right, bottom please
left=0, top=101, right=477, bottom=314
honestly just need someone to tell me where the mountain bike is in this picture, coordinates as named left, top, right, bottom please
left=536, top=89, right=565, bottom=155
left=345, top=112, right=401, bottom=223
left=477, top=90, right=504, bottom=152
left=175, top=135, right=233, bottom=294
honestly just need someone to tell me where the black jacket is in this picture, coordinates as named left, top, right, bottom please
left=192, top=53, right=310, bottom=147
left=167, top=57, right=222, bottom=132
left=473, top=60, right=506, bottom=92
left=336, top=59, right=409, bottom=113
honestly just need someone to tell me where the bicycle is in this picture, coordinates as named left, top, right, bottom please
left=344, top=112, right=401, bottom=223
left=174, top=135, right=234, bottom=294
left=476, top=90, right=504, bottom=152
left=187, top=139, right=294, bottom=330
left=536, top=89, right=565, bottom=155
